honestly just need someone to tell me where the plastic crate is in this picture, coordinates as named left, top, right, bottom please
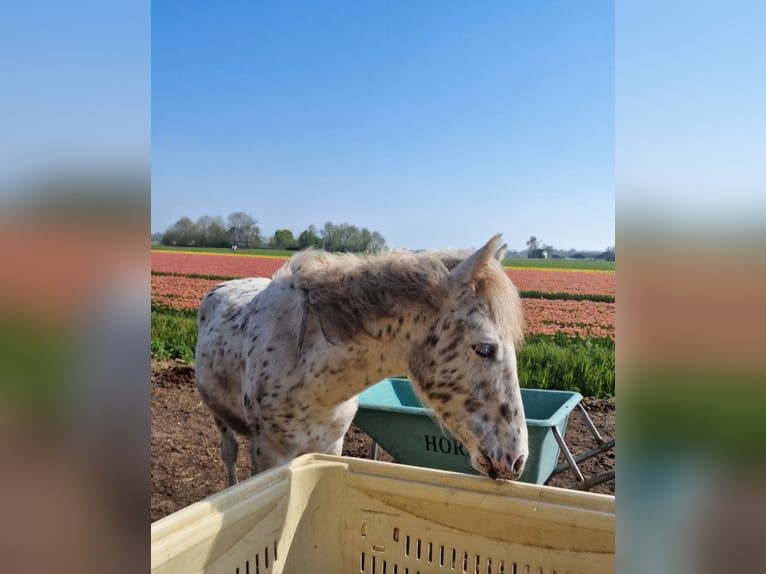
left=151, top=454, right=614, bottom=573
left=355, top=378, right=583, bottom=484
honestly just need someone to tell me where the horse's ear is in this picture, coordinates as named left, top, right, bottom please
left=495, top=243, right=508, bottom=262
left=449, top=234, right=503, bottom=286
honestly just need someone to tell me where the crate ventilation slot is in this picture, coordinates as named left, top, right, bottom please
left=235, top=540, right=278, bottom=574
left=358, top=529, right=563, bottom=574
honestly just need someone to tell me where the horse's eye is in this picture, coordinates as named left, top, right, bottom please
left=472, top=342, right=497, bottom=359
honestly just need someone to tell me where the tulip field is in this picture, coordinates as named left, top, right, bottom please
left=151, top=249, right=615, bottom=396
left=152, top=250, right=614, bottom=340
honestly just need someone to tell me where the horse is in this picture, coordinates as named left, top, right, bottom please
left=194, top=234, right=528, bottom=486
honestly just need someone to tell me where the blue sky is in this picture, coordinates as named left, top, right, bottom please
left=152, top=2, right=614, bottom=251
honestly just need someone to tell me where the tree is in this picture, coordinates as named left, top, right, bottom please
left=161, top=216, right=199, bottom=246
left=272, top=229, right=298, bottom=250
left=298, top=225, right=322, bottom=249
left=366, top=230, right=386, bottom=253
left=321, top=221, right=342, bottom=251
left=227, top=211, right=261, bottom=248
left=196, top=215, right=228, bottom=247
left=320, top=221, right=387, bottom=252
left=526, top=235, right=546, bottom=259
left=597, top=246, right=615, bottom=261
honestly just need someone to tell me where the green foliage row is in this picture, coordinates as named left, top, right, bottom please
left=518, top=333, right=614, bottom=398
left=151, top=306, right=197, bottom=363
left=152, top=270, right=234, bottom=281
left=151, top=245, right=295, bottom=258
left=519, top=291, right=615, bottom=303
left=151, top=307, right=614, bottom=398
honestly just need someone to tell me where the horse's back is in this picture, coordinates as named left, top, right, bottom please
left=198, top=277, right=272, bottom=324
left=195, top=278, right=272, bottom=419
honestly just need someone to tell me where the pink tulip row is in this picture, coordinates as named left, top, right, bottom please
left=506, top=268, right=614, bottom=297
left=521, top=299, right=615, bottom=340
left=151, top=251, right=287, bottom=279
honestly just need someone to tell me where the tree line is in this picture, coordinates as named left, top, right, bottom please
left=157, top=212, right=387, bottom=253
left=525, top=236, right=614, bottom=261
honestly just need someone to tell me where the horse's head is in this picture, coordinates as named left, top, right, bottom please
left=407, top=234, right=528, bottom=480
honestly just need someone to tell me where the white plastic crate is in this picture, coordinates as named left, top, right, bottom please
left=151, top=454, right=614, bottom=573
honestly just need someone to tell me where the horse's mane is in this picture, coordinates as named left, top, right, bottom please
left=272, top=247, right=524, bottom=347
left=273, top=248, right=449, bottom=343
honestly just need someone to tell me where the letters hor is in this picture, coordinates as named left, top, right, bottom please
left=424, top=434, right=467, bottom=456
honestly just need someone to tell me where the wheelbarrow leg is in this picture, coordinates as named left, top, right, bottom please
left=552, top=438, right=616, bottom=476
left=369, top=440, right=379, bottom=460
left=576, top=403, right=606, bottom=445
left=551, top=425, right=586, bottom=487
left=549, top=401, right=615, bottom=491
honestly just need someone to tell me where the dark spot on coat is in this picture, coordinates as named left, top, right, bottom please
left=442, top=351, right=459, bottom=363
left=499, top=403, right=511, bottom=419
left=475, top=380, right=490, bottom=395
left=442, top=338, right=458, bottom=353
left=430, top=391, right=453, bottom=403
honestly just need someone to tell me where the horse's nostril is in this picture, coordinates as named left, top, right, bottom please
left=512, top=454, right=526, bottom=477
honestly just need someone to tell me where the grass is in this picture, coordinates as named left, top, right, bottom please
left=518, top=333, right=614, bottom=398
left=503, top=258, right=614, bottom=271
left=151, top=244, right=294, bottom=258
left=151, top=307, right=614, bottom=398
left=151, top=305, right=198, bottom=363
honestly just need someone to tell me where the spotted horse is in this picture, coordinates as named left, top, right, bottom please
left=195, top=234, right=528, bottom=487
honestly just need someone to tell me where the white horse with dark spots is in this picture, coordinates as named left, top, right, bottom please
left=195, top=234, right=528, bottom=486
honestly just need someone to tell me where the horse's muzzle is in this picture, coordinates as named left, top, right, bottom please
left=477, top=452, right=526, bottom=481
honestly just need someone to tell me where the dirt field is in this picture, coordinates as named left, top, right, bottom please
left=151, top=360, right=615, bottom=522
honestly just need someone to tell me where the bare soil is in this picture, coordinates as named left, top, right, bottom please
left=151, top=360, right=615, bottom=523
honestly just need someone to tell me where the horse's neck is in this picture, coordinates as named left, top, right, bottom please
left=307, top=312, right=424, bottom=407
